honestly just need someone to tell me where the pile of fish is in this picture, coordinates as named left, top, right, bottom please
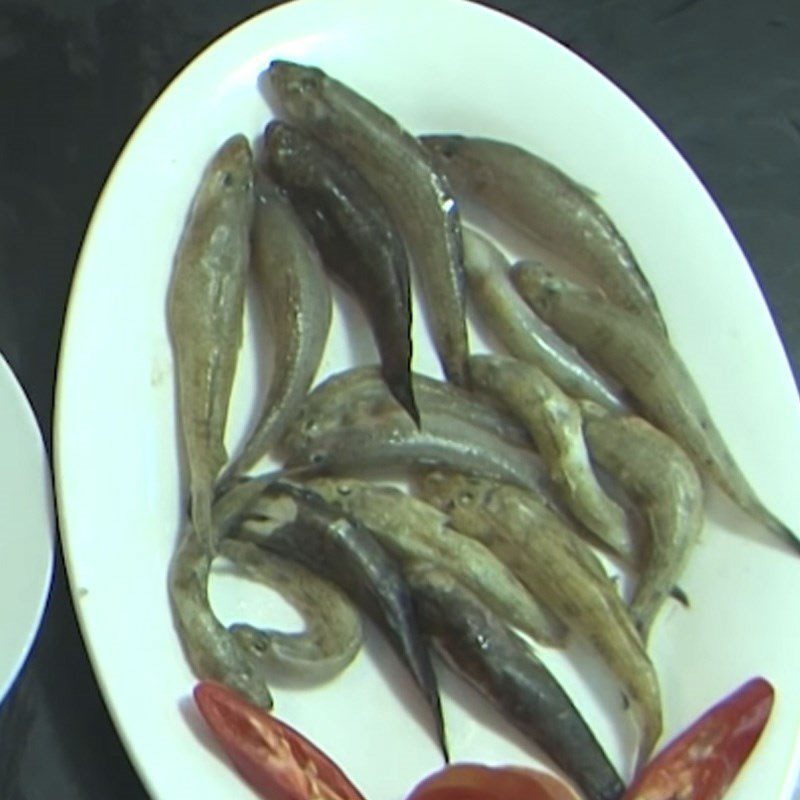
left=165, top=59, right=798, bottom=800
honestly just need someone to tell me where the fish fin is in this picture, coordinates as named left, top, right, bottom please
left=670, top=585, right=690, bottom=607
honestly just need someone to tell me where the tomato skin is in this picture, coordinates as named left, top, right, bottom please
left=623, top=677, right=775, bottom=800
left=405, top=763, right=581, bottom=800
left=193, top=682, right=365, bottom=800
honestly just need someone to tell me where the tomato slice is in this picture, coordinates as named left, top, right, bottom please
left=405, top=763, right=581, bottom=800
left=624, top=677, right=775, bottom=800
left=193, top=682, right=365, bottom=800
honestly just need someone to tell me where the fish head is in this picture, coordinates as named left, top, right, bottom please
left=415, top=471, right=495, bottom=518
left=419, top=135, right=467, bottom=163
left=268, top=60, right=332, bottom=125
left=510, top=259, right=564, bottom=315
left=261, top=119, right=326, bottom=194
left=192, top=134, right=254, bottom=216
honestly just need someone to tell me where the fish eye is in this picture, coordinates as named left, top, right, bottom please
left=310, top=452, right=325, bottom=465
left=458, top=491, right=474, bottom=505
left=337, top=484, right=352, bottom=496
left=221, top=172, right=234, bottom=188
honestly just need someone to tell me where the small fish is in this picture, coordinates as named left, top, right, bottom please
left=280, top=365, right=531, bottom=456
left=238, top=481, right=449, bottom=761
left=167, top=135, right=254, bottom=548
left=408, top=565, right=625, bottom=800
left=222, top=175, right=331, bottom=479
left=514, top=261, right=800, bottom=556
left=305, top=476, right=567, bottom=646
left=461, top=228, right=626, bottom=412
left=469, top=353, right=634, bottom=562
left=267, top=60, right=469, bottom=385
left=418, top=472, right=662, bottom=768
left=261, top=121, right=418, bottom=424
left=422, top=134, right=667, bottom=337
left=219, top=538, right=363, bottom=682
left=284, top=406, right=549, bottom=496
left=168, top=480, right=273, bottom=709
left=581, top=401, right=705, bottom=642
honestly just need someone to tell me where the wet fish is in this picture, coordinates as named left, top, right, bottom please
left=167, top=135, right=254, bottom=548
left=514, top=261, right=800, bottom=556
left=223, top=175, right=331, bottom=479
left=581, top=401, right=705, bottom=642
left=168, top=480, right=272, bottom=709
left=238, top=481, right=449, bottom=761
left=219, top=538, right=363, bottom=682
left=261, top=120, right=418, bottom=425
left=461, top=228, right=626, bottom=412
left=408, top=564, right=625, bottom=800
left=422, top=134, right=667, bottom=337
left=279, top=365, right=530, bottom=456
left=284, top=405, right=548, bottom=496
left=418, top=472, right=662, bottom=767
left=267, top=60, right=469, bottom=385
left=469, top=353, right=634, bottom=562
left=305, top=476, right=567, bottom=646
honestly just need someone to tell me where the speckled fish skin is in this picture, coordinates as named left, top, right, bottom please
left=267, top=60, right=469, bottom=385
left=219, top=538, right=362, bottom=682
left=283, top=406, right=549, bottom=497
left=581, top=401, right=705, bottom=642
left=514, top=261, right=800, bottom=557
left=279, top=365, right=531, bottom=456
left=167, top=134, right=254, bottom=548
left=168, top=480, right=272, bottom=709
left=461, top=228, right=626, bottom=412
left=261, top=120, right=418, bottom=425
left=418, top=472, right=662, bottom=768
left=238, top=481, right=449, bottom=762
left=222, top=175, right=331, bottom=480
left=469, top=353, right=634, bottom=563
left=304, top=476, right=567, bottom=647
left=408, top=565, right=625, bottom=800
left=422, top=134, right=667, bottom=338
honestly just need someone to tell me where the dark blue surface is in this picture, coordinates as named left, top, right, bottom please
left=0, top=1, right=797, bottom=797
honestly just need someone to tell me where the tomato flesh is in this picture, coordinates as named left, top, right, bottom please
left=624, top=677, right=775, bottom=800
left=193, top=682, right=365, bottom=800
left=405, top=763, right=581, bottom=800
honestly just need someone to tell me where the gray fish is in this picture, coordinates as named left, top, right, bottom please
left=239, top=481, right=449, bottom=762
left=469, top=353, right=634, bottom=563
left=422, top=134, right=667, bottom=337
left=261, top=120, right=418, bottom=425
left=168, top=480, right=272, bottom=708
left=305, top=477, right=567, bottom=647
left=514, top=261, right=800, bottom=556
left=408, top=565, right=625, bottom=800
left=267, top=60, right=469, bottom=385
left=461, top=228, right=626, bottom=412
left=223, top=175, right=331, bottom=479
left=167, top=135, right=254, bottom=548
left=279, top=365, right=531, bottom=456
left=582, top=402, right=705, bottom=642
left=219, top=538, right=363, bottom=682
left=418, top=472, right=662, bottom=768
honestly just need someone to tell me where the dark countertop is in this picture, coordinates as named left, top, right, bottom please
left=0, top=1, right=797, bottom=798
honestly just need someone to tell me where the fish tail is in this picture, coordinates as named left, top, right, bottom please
left=634, top=697, right=663, bottom=773
left=763, top=509, right=800, bottom=556
left=387, top=372, right=422, bottom=429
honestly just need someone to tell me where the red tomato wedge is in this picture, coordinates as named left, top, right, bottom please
left=193, top=682, right=366, bottom=800
left=624, top=677, right=775, bottom=800
left=405, top=763, right=581, bottom=800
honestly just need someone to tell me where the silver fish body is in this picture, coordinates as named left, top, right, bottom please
left=423, top=134, right=667, bottom=337
left=418, top=472, right=662, bottom=768
left=305, top=477, right=566, bottom=646
left=223, top=176, right=331, bottom=479
left=515, top=262, right=800, bottom=556
left=469, top=353, right=634, bottom=563
left=267, top=60, right=469, bottom=385
left=462, top=228, right=626, bottom=412
left=167, top=135, right=255, bottom=547
left=582, top=402, right=705, bottom=642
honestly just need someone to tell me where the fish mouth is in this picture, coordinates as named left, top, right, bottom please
left=267, top=59, right=331, bottom=123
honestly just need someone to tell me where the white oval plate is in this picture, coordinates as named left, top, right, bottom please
left=54, top=0, right=800, bottom=798
left=0, top=353, right=54, bottom=704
